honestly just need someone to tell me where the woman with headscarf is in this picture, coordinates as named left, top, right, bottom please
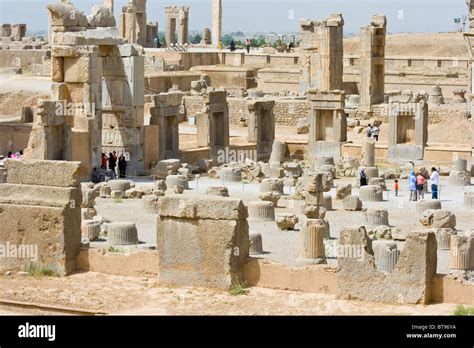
left=360, top=170, right=368, bottom=187
left=408, top=170, right=417, bottom=201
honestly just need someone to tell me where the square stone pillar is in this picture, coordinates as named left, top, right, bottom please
left=247, top=100, right=276, bottom=161
left=308, top=89, right=347, bottom=159
left=299, top=14, right=344, bottom=94
left=149, top=92, right=185, bottom=160
left=359, top=15, right=386, bottom=113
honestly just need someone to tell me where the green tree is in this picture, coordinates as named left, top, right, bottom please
left=190, top=34, right=202, bottom=44
left=222, top=34, right=234, bottom=46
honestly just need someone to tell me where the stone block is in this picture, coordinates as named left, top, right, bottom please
left=337, top=229, right=437, bottom=304
left=157, top=204, right=250, bottom=289
left=5, top=160, right=81, bottom=187
left=159, top=195, right=248, bottom=220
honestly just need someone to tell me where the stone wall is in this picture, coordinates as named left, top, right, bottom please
left=370, top=103, right=468, bottom=125
left=226, top=98, right=310, bottom=126
left=157, top=194, right=249, bottom=289
left=0, top=160, right=82, bottom=276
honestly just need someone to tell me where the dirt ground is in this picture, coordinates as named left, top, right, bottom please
left=0, top=272, right=459, bottom=315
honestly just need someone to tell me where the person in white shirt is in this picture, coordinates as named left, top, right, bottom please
left=430, top=167, right=440, bottom=200
left=372, top=125, right=380, bottom=141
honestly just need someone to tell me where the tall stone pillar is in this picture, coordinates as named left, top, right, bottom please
left=359, top=15, right=387, bottom=113
left=299, top=14, right=344, bottom=94
left=212, top=0, right=222, bottom=47
left=464, top=1, right=474, bottom=172
left=103, top=0, right=114, bottom=12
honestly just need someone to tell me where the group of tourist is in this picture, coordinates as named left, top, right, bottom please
left=359, top=166, right=440, bottom=201
left=92, top=152, right=128, bottom=183
left=0, top=151, right=23, bottom=166
left=366, top=124, right=380, bottom=141
left=408, top=167, right=440, bottom=201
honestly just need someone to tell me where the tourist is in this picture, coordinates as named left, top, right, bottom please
left=218, top=41, right=223, bottom=50
left=0, top=155, right=5, bottom=166
left=108, top=152, right=117, bottom=179
left=245, top=39, right=251, bottom=53
left=372, top=125, right=380, bottom=142
left=91, top=167, right=101, bottom=184
left=360, top=170, right=368, bottom=187
left=366, top=124, right=372, bottom=138
left=288, top=42, right=295, bottom=52
left=154, top=36, right=160, bottom=48
left=230, top=40, right=236, bottom=52
left=416, top=172, right=425, bottom=200
left=408, top=170, right=417, bottom=201
left=118, top=154, right=127, bottom=179
left=101, top=153, right=108, bottom=169
left=394, top=179, right=399, bottom=197
left=7, top=151, right=12, bottom=159
left=430, top=167, right=440, bottom=200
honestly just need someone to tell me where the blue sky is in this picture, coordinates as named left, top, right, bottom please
left=0, top=0, right=468, bottom=34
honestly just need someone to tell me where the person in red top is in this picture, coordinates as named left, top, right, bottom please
left=101, top=153, right=108, bottom=169
left=416, top=173, right=426, bottom=200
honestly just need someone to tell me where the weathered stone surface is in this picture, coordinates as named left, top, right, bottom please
left=207, top=186, right=229, bottom=197
left=365, top=209, right=389, bottom=228
left=337, top=229, right=437, bottom=304
left=299, top=219, right=326, bottom=260
left=301, top=204, right=326, bottom=219
left=260, top=178, right=284, bottom=194
left=220, top=167, right=242, bottom=182
left=464, top=192, right=474, bottom=210
left=259, top=192, right=281, bottom=207
left=81, top=189, right=97, bottom=208
left=99, top=184, right=111, bottom=198
left=359, top=185, right=383, bottom=202
left=449, top=170, right=471, bottom=186
left=157, top=195, right=249, bottom=289
left=108, top=180, right=133, bottom=192
left=248, top=201, right=275, bottom=221
left=159, top=195, right=248, bottom=220
left=0, top=160, right=81, bottom=276
left=420, top=210, right=456, bottom=229
left=343, top=195, right=363, bottom=211
left=107, top=222, right=139, bottom=245
left=166, top=175, right=189, bottom=191
left=296, top=118, right=309, bottom=134
left=372, top=240, right=400, bottom=273
left=368, top=177, right=386, bottom=190
left=415, top=200, right=442, bottom=215
left=276, top=214, right=299, bottom=231
left=142, top=195, right=160, bottom=214
left=81, top=220, right=101, bottom=241
left=336, top=184, right=352, bottom=200
left=5, top=159, right=81, bottom=187
left=152, top=159, right=181, bottom=179
left=450, top=235, right=474, bottom=271
left=125, top=188, right=145, bottom=199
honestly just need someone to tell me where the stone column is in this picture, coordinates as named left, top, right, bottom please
left=373, top=240, right=400, bottom=273
left=450, top=235, right=474, bottom=270
left=298, top=219, right=327, bottom=264
left=1, top=24, right=11, bottom=37
left=359, top=15, right=386, bottom=112
left=212, top=0, right=222, bottom=47
left=362, top=138, right=375, bottom=167
left=103, top=0, right=114, bottom=12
